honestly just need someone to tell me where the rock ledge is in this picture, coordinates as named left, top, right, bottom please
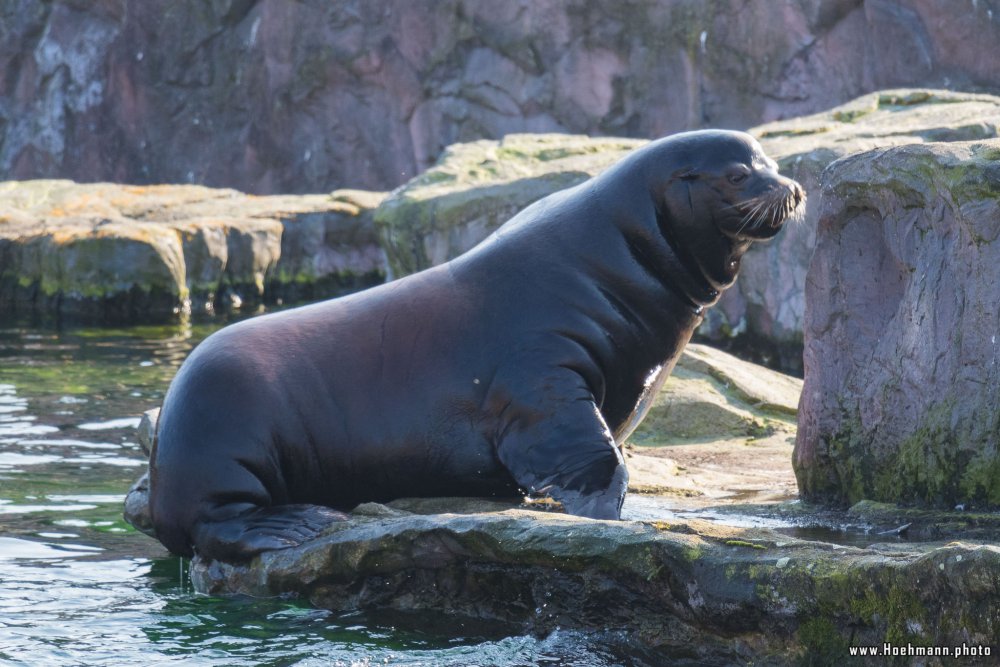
left=190, top=498, right=1000, bottom=664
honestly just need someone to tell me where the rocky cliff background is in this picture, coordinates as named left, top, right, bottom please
left=3, top=0, right=1000, bottom=194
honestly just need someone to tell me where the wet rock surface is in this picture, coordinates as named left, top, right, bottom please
left=0, top=181, right=386, bottom=322
left=795, top=138, right=1000, bottom=509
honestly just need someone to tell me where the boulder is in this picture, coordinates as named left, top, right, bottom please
left=629, top=344, right=799, bottom=446
left=123, top=407, right=159, bottom=538
left=136, top=407, right=157, bottom=457
left=123, top=471, right=153, bottom=538
left=0, top=181, right=386, bottom=323
left=794, top=139, right=1000, bottom=508
left=374, top=89, right=1000, bottom=371
left=625, top=343, right=801, bottom=503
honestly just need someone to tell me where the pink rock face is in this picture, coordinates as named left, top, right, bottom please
left=794, top=140, right=1000, bottom=508
left=3, top=0, right=1000, bottom=194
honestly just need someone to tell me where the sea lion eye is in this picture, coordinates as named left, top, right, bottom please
left=727, top=168, right=750, bottom=185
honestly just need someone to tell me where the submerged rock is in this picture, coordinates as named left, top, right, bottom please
left=0, top=181, right=386, bottom=323
left=795, top=139, right=1000, bottom=508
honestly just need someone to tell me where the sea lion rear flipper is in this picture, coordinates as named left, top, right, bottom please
left=496, top=389, right=627, bottom=520
left=191, top=503, right=348, bottom=562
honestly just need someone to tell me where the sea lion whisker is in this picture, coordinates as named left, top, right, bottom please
left=738, top=209, right=759, bottom=235
left=746, top=197, right=768, bottom=218
left=738, top=194, right=767, bottom=211
left=767, top=198, right=782, bottom=226
left=777, top=195, right=792, bottom=222
left=759, top=210, right=773, bottom=229
left=748, top=197, right=771, bottom=228
left=736, top=207, right=756, bottom=234
left=737, top=198, right=767, bottom=234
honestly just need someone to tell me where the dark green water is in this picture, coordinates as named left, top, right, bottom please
left=0, top=316, right=669, bottom=667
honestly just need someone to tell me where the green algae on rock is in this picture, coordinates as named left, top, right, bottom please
left=627, top=343, right=800, bottom=447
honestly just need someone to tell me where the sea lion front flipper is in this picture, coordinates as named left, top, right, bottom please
left=495, top=384, right=628, bottom=520
left=190, top=503, right=348, bottom=562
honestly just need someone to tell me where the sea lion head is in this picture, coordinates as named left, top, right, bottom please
left=658, top=130, right=805, bottom=243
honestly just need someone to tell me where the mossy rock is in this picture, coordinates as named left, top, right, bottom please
left=372, top=89, right=1000, bottom=374
left=628, top=343, right=801, bottom=446
left=0, top=181, right=387, bottom=323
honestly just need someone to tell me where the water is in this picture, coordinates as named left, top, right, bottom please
left=0, top=317, right=679, bottom=666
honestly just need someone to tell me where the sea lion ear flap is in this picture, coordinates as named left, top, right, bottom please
left=673, top=168, right=699, bottom=182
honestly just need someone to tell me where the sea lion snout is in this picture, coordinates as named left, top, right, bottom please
left=764, top=175, right=806, bottom=227
left=732, top=170, right=805, bottom=238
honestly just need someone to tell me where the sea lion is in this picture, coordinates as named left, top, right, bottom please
left=149, top=130, right=804, bottom=561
